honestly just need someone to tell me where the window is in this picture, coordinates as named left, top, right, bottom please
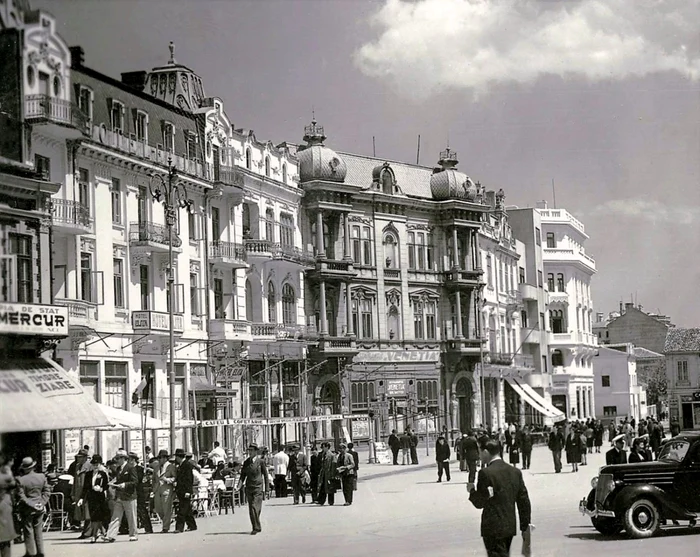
left=540, top=312, right=545, bottom=330
left=279, top=213, right=294, bottom=248
left=214, top=278, right=224, bottom=319
left=185, top=131, right=197, bottom=161
left=265, top=209, right=275, bottom=242
left=245, top=148, right=252, bottom=169
left=556, top=273, right=565, bottom=292
left=603, top=406, right=617, bottom=417
left=267, top=282, right=276, bottom=323
left=413, top=299, right=437, bottom=340
left=486, top=255, right=493, bottom=287
left=104, top=362, right=127, bottom=410
left=407, top=232, right=415, bottom=269
left=407, top=231, right=433, bottom=270
left=190, top=272, right=200, bottom=317
left=677, top=360, right=689, bottom=382
left=352, top=226, right=361, bottom=263
left=282, top=284, right=296, bottom=325
left=211, top=207, right=220, bottom=240
left=134, top=111, right=147, bottom=142
left=34, top=154, right=50, bottom=181
left=425, top=301, right=436, bottom=339
left=113, top=258, right=124, bottom=308
left=352, top=296, right=373, bottom=339
left=535, top=227, right=541, bottom=246
left=602, top=375, right=610, bottom=387
left=551, top=349, right=563, bottom=367
left=546, top=232, right=555, bottom=248
left=80, top=252, right=93, bottom=302
left=519, top=266, right=525, bottom=284
left=265, top=156, right=271, bottom=177
left=521, top=310, right=528, bottom=328
left=162, top=122, right=174, bottom=153
left=547, top=273, right=554, bottom=291
left=537, top=270, right=543, bottom=288
left=362, top=227, right=372, bottom=265
left=77, top=87, right=92, bottom=123
left=111, top=177, right=121, bottom=224
left=282, top=163, right=287, bottom=184
left=8, top=234, right=32, bottom=303
left=139, top=264, right=149, bottom=310
left=188, top=211, right=197, bottom=241
left=550, top=309, right=565, bottom=333
left=110, top=100, right=124, bottom=133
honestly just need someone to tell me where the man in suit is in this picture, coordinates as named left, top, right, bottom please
left=548, top=426, right=565, bottom=473
left=237, top=443, right=269, bottom=534
left=461, top=431, right=481, bottom=484
left=309, top=445, right=321, bottom=503
left=151, top=449, right=177, bottom=533
left=468, top=439, right=532, bottom=557
left=347, top=442, right=359, bottom=491
left=16, top=457, right=51, bottom=557
left=400, top=431, right=411, bottom=465
left=104, top=449, right=139, bottom=542
left=408, top=427, right=419, bottom=465
left=606, top=435, right=628, bottom=465
left=336, top=444, right=356, bottom=506
left=289, top=444, right=308, bottom=504
left=435, top=435, right=451, bottom=482
left=519, top=426, right=533, bottom=470
left=388, top=430, right=400, bottom=465
left=129, top=453, right=153, bottom=534
left=315, top=442, right=337, bottom=506
left=173, top=448, right=197, bottom=533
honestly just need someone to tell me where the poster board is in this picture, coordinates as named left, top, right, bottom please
left=351, top=418, right=369, bottom=439
left=374, top=441, right=391, bottom=464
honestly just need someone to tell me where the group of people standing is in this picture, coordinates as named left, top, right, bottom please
left=387, top=428, right=420, bottom=466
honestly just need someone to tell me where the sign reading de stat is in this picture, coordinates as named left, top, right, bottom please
left=0, top=303, right=68, bottom=336
left=355, top=350, right=440, bottom=364
left=132, top=311, right=184, bottom=333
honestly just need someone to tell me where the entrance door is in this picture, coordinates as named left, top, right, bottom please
left=682, top=403, right=694, bottom=430
left=455, top=378, right=473, bottom=433
left=552, top=394, right=568, bottom=416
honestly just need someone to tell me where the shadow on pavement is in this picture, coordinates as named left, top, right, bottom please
left=566, top=527, right=699, bottom=542
left=207, top=531, right=255, bottom=536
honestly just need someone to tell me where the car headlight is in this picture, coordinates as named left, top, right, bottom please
left=591, top=476, right=598, bottom=489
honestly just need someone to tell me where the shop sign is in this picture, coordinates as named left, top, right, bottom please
left=0, top=303, right=68, bottom=336
left=551, top=375, right=569, bottom=385
left=680, top=395, right=695, bottom=403
left=268, top=416, right=307, bottom=425
left=386, top=379, right=406, bottom=396
left=693, top=392, right=700, bottom=401
left=132, top=311, right=184, bottom=333
left=354, top=350, right=440, bottom=364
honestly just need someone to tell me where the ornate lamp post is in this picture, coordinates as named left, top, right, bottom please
left=148, top=157, right=192, bottom=451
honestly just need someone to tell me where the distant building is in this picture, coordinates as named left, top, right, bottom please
left=593, top=344, right=647, bottom=424
left=595, top=302, right=674, bottom=354
left=664, top=328, right=700, bottom=430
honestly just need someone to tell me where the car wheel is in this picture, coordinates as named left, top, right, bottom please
left=623, top=498, right=661, bottom=539
left=591, top=516, right=621, bottom=536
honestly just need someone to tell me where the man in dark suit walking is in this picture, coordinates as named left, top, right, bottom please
left=468, top=439, right=532, bottom=557
left=548, top=426, right=565, bottom=473
left=237, top=443, right=269, bottom=534
left=388, top=430, right=400, bottom=465
left=461, top=430, right=481, bottom=484
left=173, top=448, right=197, bottom=533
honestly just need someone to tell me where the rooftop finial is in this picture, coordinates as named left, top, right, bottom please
left=312, top=106, right=316, bottom=125
left=168, top=41, right=176, bottom=64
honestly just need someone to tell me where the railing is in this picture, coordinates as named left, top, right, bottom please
left=489, top=352, right=515, bottom=365
left=322, top=259, right=352, bottom=272
left=25, top=95, right=89, bottom=133
left=327, top=337, right=354, bottom=348
left=129, top=221, right=182, bottom=248
left=209, top=319, right=251, bottom=338
left=53, top=298, right=96, bottom=322
left=212, top=165, right=244, bottom=187
left=251, top=322, right=307, bottom=338
left=539, top=209, right=586, bottom=234
left=443, top=268, right=482, bottom=282
left=244, top=239, right=274, bottom=254
left=209, top=241, right=246, bottom=261
left=51, top=199, right=92, bottom=228
left=273, top=244, right=315, bottom=265
left=384, top=269, right=401, bottom=279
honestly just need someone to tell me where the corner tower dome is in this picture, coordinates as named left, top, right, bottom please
left=430, top=148, right=476, bottom=201
left=297, top=118, right=347, bottom=183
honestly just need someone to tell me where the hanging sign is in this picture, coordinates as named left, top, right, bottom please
left=0, top=303, right=68, bottom=336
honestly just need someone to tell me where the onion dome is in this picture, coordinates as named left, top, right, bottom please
left=430, top=148, right=470, bottom=200
left=297, top=118, right=347, bottom=183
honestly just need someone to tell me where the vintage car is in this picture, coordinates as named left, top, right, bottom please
left=579, top=433, right=700, bottom=538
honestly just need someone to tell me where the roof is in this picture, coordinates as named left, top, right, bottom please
left=633, top=346, right=664, bottom=360
left=340, top=152, right=434, bottom=199
left=664, top=328, right=700, bottom=353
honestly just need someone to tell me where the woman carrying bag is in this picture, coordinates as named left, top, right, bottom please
left=77, top=455, right=110, bottom=543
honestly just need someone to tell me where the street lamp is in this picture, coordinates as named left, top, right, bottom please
left=148, top=157, right=192, bottom=452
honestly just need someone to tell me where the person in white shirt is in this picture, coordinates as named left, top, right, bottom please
left=272, top=448, right=289, bottom=498
left=208, top=442, right=227, bottom=466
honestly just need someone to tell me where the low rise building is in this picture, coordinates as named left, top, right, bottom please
left=593, top=344, right=647, bottom=424
left=664, top=328, right=700, bottom=430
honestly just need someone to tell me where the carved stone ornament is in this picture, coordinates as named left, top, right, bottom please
left=39, top=215, right=51, bottom=233
left=190, top=260, right=200, bottom=273
left=80, top=237, right=95, bottom=253
left=348, top=215, right=371, bottom=225
left=130, top=252, right=151, bottom=268
left=406, top=223, right=434, bottom=232
left=113, top=244, right=127, bottom=259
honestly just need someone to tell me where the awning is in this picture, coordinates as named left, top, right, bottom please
left=0, top=358, right=110, bottom=433
left=94, top=404, right=195, bottom=430
left=506, top=378, right=565, bottom=420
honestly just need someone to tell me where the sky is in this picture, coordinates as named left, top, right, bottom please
left=36, top=0, right=700, bottom=326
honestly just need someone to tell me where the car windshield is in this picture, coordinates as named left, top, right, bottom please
left=657, top=440, right=690, bottom=463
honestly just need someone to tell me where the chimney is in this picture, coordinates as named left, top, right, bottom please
left=619, top=301, right=623, bottom=313
left=596, top=312, right=604, bottom=323
left=121, top=71, right=148, bottom=92
left=536, top=200, right=548, bottom=209
left=625, top=302, right=634, bottom=312
left=69, top=46, right=84, bottom=68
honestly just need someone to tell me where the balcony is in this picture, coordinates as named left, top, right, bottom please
left=542, top=247, right=596, bottom=272
left=308, top=258, right=357, bottom=281
left=132, top=310, right=184, bottom=335
left=442, top=268, right=482, bottom=290
left=520, top=327, right=542, bottom=344
left=485, top=352, right=535, bottom=368
left=53, top=298, right=96, bottom=328
left=549, top=331, right=598, bottom=347
left=244, top=239, right=274, bottom=259
left=519, top=282, right=539, bottom=301
left=50, top=199, right=93, bottom=234
left=212, top=164, right=244, bottom=188
left=129, top=221, right=182, bottom=254
left=272, top=244, right=315, bottom=267
left=383, top=268, right=401, bottom=281
left=445, top=337, right=484, bottom=354
left=209, top=319, right=252, bottom=342
left=24, top=95, right=89, bottom=138
left=313, top=335, right=358, bottom=356
left=209, top=241, right=247, bottom=269
left=251, top=322, right=307, bottom=340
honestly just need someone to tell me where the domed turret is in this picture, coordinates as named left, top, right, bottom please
left=297, top=118, right=347, bottom=183
left=430, top=148, right=470, bottom=200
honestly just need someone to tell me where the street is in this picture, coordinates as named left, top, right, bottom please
left=43, top=445, right=700, bottom=557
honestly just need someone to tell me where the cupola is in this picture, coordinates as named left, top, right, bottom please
left=297, top=118, right=347, bottom=183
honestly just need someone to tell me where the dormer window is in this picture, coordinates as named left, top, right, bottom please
left=110, top=100, right=124, bottom=133
left=134, top=110, right=148, bottom=142
left=76, top=85, right=93, bottom=124
left=162, top=122, right=175, bottom=153
left=265, top=156, right=271, bottom=177
left=185, top=131, right=197, bottom=161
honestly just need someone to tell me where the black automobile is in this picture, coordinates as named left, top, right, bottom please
left=579, top=433, right=700, bottom=538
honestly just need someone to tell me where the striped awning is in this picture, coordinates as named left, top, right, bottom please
left=506, top=377, right=565, bottom=420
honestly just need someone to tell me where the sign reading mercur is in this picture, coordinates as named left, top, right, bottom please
left=0, top=303, right=68, bottom=337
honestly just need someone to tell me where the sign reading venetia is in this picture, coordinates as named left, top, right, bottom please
left=0, top=303, right=68, bottom=336
left=354, top=350, right=440, bottom=363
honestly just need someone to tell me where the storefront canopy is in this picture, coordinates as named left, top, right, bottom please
left=506, top=378, right=566, bottom=421
left=0, top=358, right=110, bottom=433
left=94, top=404, right=196, bottom=430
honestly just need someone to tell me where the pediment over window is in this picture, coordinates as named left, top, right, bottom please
left=351, top=285, right=377, bottom=300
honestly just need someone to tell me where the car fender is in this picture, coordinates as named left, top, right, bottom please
left=613, top=485, right=694, bottom=520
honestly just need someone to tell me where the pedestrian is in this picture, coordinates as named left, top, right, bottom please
left=408, top=428, right=419, bottom=465
left=315, top=442, right=337, bottom=506
left=237, top=443, right=269, bottom=535
left=335, top=444, right=355, bottom=506
left=400, top=431, right=411, bottom=465
left=497, top=428, right=506, bottom=458
left=670, top=417, right=681, bottom=437
left=150, top=450, right=176, bottom=533
left=548, top=425, right=565, bottom=473
left=606, top=435, right=628, bottom=465
left=272, top=446, right=289, bottom=499
left=16, top=457, right=50, bottom=557
left=594, top=422, right=603, bottom=453
left=508, top=428, right=521, bottom=468
left=128, top=453, right=152, bottom=534
left=70, top=449, right=91, bottom=539
left=628, top=437, right=647, bottom=463
left=0, top=452, right=17, bottom=557
left=519, top=426, right=533, bottom=470
left=78, top=454, right=110, bottom=543
left=288, top=445, right=308, bottom=504
left=461, top=430, right=480, bottom=483
left=565, top=427, right=581, bottom=473
left=346, top=442, right=359, bottom=491
left=208, top=441, right=227, bottom=466
left=435, top=435, right=451, bottom=482
left=103, top=449, right=138, bottom=542
left=579, top=428, right=588, bottom=466
left=309, top=445, right=321, bottom=503
left=388, top=430, right=400, bottom=465
left=144, top=446, right=154, bottom=463
left=468, top=439, right=532, bottom=557
left=172, top=448, right=197, bottom=534
left=650, top=420, right=662, bottom=458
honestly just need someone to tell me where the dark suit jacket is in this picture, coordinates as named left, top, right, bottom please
left=349, top=450, right=359, bottom=472
left=469, top=458, right=531, bottom=539
left=461, top=436, right=480, bottom=461
left=175, top=458, right=196, bottom=496
left=239, top=456, right=269, bottom=494
left=388, top=434, right=400, bottom=450
left=112, top=463, right=138, bottom=501
left=606, top=447, right=628, bottom=465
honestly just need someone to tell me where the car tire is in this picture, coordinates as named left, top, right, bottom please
left=591, top=516, right=621, bottom=536
left=623, top=498, right=661, bottom=539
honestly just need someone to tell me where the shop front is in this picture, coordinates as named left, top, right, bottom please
left=678, top=392, right=700, bottom=430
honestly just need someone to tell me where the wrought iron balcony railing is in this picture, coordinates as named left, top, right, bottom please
left=25, top=95, right=89, bottom=133
left=129, top=221, right=182, bottom=248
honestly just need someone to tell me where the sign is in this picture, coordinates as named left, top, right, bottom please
left=693, top=392, right=700, bottom=401
left=0, top=303, right=68, bottom=336
left=132, top=311, right=184, bottom=334
left=268, top=416, right=307, bottom=425
left=386, top=379, right=407, bottom=396
left=200, top=418, right=266, bottom=427
left=352, top=418, right=369, bottom=439
left=374, top=441, right=391, bottom=464
left=354, top=350, right=440, bottom=364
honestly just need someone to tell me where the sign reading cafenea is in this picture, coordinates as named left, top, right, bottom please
left=0, top=303, right=68, bottom=337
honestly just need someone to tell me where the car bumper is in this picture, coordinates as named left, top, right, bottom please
left=579, top=498, right=615, bottom=518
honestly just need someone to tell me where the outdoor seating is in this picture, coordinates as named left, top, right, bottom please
left=43, top=492, right=69, bottom=532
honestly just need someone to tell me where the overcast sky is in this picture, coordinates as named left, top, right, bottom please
left=37, top=0, right=700, bottom=327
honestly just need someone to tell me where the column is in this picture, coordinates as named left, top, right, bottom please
left=465, top=228, right=472, bottom=271
left=345, top=282, right=353, bottom=335
left=319, top=281, right=328, bottom=335
left=343, top=213, right=351, bottom=260
left=455, top=291, right=463, bottom=338
left=452, top=227, right=459, bottom=269
left=497, top=377, right=505, bottom=430
left=316, top=210, right=325, bottom=257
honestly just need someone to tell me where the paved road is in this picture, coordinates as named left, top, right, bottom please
left=43, top=445, right=699, bottom=556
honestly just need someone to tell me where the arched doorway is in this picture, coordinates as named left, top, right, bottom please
left=455, top=377, right=474, bottom=433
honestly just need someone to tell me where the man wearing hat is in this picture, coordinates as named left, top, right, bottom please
left=173, top=448, right=197, bottom=533
left=288, top=444, right=308, bottom=505
left=335, top=444, right=356, bottom=506
left=435, top=435, right=451, bottom=482
left=151, top=449, right=177, bottom=533
left=128, top=452, right=153, bottom=535
left=237, top=443, right=269, bottom=534
left=104, top=449, right=139, bottom=542
left=16, top=457, right=50, bottom=557
left=606, top=435, right=628, bottom=465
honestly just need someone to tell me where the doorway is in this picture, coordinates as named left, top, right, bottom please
left=455, top=377, right=473, bottom=433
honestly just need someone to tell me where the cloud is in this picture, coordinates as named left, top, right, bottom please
left=589, top=198, right=700, bottom=225
left=354, top=0, right=700, bottom=99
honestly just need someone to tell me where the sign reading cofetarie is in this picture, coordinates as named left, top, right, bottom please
left=0, top=303, right=68, bottom=336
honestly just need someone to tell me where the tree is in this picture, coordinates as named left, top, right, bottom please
left=637, top=359, right=667, bottom=407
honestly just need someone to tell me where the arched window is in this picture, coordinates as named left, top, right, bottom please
left=245, top=148, right=252, bottom=170
left=267, top=281, right=276, bottom=323
left=383, top=232, right=398, bottom=268
left=282, top=283, right=296, bottom=325
left=282, top=163, right=287, bottom=184
left=556, top=273, right=565, bottom=292
left=550, top=309, right=565, bottom=333
left=551, top=349, right=564, bottom=367
left=265, top=208, right=275, bottom=242
left=547, top=273, right=554, bottom=291
left=265, top=156, right=270, bottom=177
